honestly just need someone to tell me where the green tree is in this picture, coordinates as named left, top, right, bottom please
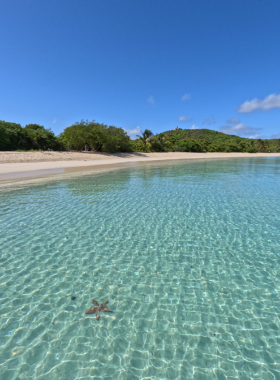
left=145, top=137, right=163, bottom=152
left=60, top=120, right=106, bottom=151
left=102, top=125, right=131, bottom=153
left=136, top=129, right=154, bottom=145
left=60, top=120, right=131, bottom=153
left=0, top=120, right=29, bottom=150
left=178, top=139, right=204, bottom=152
left=25, top=124, right=62, bottom=150
left=130, top=139, right=147, bottom=152
left=0, top=120, right=62, bottom=150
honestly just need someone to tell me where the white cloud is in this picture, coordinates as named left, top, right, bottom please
left=147, top=96, right=155, bottom=105
left=124, top=126, right=141, bottom=138
left=190, top=125, right=198, bottom=129
left=202, top=118, right=215, bottom=125
left=226, top=118, right=240, bottom=124
left=181, top=93, right=191, bottom=101
left=52, top=119, right=57, bottom=124
left=178, top=115, right=192, bottom=122
left=219, top=123, right=262, bottom=136
left=237, top=93, right=280, bottom=113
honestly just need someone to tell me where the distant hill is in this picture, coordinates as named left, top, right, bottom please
left=153, top=128, right=279, bottom=153
left=158, top=128, right=276, bottom=144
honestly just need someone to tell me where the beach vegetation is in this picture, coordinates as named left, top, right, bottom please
left=0, top=120, right=63, bottom=151
left=24, top=124, right=63, bottom=150
left=136, top=129, right=154, bottom=145
left=1, top=119, right=279, bottom=154
left=0, top=121, right=29, bottom=151
left=59, top=120, right=131, bottom=153
left=149, top=129, right=277, bottom=154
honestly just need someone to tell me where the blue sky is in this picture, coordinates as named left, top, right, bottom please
left=1, top=0, right=280, bottom=139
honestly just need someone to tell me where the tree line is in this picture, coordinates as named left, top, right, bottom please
left=0, top=119, right=131, bottom=153
left=1, top=119, right=279, bottom=153
left=0, top=121, right=63, bottom=151
left=131, top=129, right=280, bottom=153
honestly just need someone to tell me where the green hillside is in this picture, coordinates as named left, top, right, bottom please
left=153, top=128, right=280, bottom=153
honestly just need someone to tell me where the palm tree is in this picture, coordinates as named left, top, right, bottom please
left=257, top=139, right=268, bottom=152
left=136, top=129, right=154, bottom=145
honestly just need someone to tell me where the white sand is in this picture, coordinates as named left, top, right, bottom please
left=0, top=151, right=280, bottom=182
left=0, top=151, right=120, bottom=163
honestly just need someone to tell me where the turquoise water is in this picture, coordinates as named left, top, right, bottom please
left=1, top=158, right=280, bottom=380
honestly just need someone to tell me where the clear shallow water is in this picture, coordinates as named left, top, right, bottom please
left=0, top=158, right=280, bottom=380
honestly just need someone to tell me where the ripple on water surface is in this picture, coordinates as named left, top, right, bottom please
left=0, top=158, right=280, bottom=380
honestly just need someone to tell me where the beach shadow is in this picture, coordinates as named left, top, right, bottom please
left=79, top=151, right=148, bottom=158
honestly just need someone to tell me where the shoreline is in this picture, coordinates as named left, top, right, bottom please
left=0, top=152, right=280, bottom=183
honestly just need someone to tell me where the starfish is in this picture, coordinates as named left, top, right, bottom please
left=85, top=299, right=113, bottom=320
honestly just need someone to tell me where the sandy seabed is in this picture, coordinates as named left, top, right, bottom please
left=0, top=151, right=280, bottom=183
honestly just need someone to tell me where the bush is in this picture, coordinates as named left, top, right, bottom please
left=25, top=124, right=63, bottom=150
left=0, top=120, right=63, bottom=151
left=0, top=121, right=29, bottom=150
left=246, top=147, right=258, bottom=153
left=178, top=139, right=204, bottom=152
left=60, top=120, right=132, bottom=153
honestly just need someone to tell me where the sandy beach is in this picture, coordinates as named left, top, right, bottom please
left=0, top=151, right=280, bottom=182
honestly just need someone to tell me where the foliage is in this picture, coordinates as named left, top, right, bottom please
left=1, top=118, right=279, bottom=154
left=131, top=134, right=169, bottom=152
left=102, top=125, right=132, bottom=153
left=177, top=139, right=205, bottom=152
left=0, top=120, right=63, bottom=151
left=156, top=129, right=279, bottom=153
left=136, top=129, right=154, bottom=145
left=59, top=120, right=131, bottom=153
left=0, top=121, right=27, bottom=150
left=147, top=136, right=166, bottom=152
left=24, top=124, right=63, bottom=150
left=130, top=139, right=147, bottom=152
